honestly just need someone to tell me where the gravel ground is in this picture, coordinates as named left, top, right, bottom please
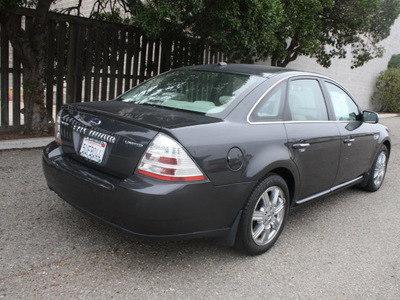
left=1, top=117, right=399, bottom=299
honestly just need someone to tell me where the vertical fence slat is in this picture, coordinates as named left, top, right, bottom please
left=153, top=40, right=160, bottom=76
left=12, top=44, right=21, bottom=126
left=139, top=36, right=147, bottom=83
left=73, top=24, right=84, bottom=103
left=124, top=30, right=134, bottom=91
left=182, top=42, right=189, bottom=66
left=101, top=29, right=110, bottom=100
left=108, top=29, right=118, bottom=100
left=160, top=39, right=172, bottom=73
left=46, top=19, right=55, bottom=120
left=66, top=23, right=77, bottom=104
left=56, top=21, right=66, bottom=112
left=132, top=34, right=140, bottom=86
left=171, top=41, right=178, bottom=69
left=116, top=30, right=126, bottom=96
left=1, top=25, right=9, bottom=126
left=146, top=40, right=154, bottom=78
left=11, top=16, right=22, bottom=126
left=92, top=28, right=103, bottom=101
left=218, top=52, right=223, bottom=63
left=84, top=26, right=95, bottom=102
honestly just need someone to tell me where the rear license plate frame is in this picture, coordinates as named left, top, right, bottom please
left=79, top=137, right=107, bottom=164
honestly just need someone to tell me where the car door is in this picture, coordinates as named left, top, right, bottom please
left=284, top=78, right=341, bottom=202
left=323, top=81, right=376, bottom=185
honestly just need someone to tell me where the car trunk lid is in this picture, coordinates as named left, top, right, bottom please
left=58, top=101, right=220, bottom=178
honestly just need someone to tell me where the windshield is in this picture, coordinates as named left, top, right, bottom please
left=119, top=70, right=260, bottom=115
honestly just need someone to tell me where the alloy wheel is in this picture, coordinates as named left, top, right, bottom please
left=251, top=186, right=286, bottom=246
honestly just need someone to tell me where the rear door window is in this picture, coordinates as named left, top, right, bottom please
left=288, top=79, right=328, bottom=121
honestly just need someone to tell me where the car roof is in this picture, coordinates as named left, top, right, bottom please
left=177, top=63, right=300, bottom=78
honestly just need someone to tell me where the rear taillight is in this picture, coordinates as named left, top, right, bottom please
left=136, top=133, right=206, bottom=182
left=55, top=110, right=62, bottom=144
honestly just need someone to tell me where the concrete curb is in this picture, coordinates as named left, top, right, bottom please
left=0, top=137, right=54, bottom=150
left=379, top=113, right=400, bottom=118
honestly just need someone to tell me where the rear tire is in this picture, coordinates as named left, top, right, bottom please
left=236, top=174, right=289, bottom=255
left=364, top=144, right=388, bottom=192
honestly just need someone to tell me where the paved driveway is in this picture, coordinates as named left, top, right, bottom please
left=1, top=117, right=399, bottom=299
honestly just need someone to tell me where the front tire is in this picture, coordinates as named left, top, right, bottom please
left=364, top=144, right=388, bottom=192
left=236, top=174, right=289, bottom=255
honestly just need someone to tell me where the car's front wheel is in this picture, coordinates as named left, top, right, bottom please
left=236, top=174, right=289, bottom=255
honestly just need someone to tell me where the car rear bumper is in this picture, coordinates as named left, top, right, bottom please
left=42, top=141, right=253, bottom=240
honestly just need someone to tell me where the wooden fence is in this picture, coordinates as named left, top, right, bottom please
left=0, top=8, right=226, bottom=132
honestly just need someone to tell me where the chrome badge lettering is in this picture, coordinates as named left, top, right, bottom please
left=124, top=139, right=143, bottom=148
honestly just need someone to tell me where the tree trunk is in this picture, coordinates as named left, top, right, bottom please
left=271, top=36, right=300, bottom=68
left=22, top=67, right=49, bottom=133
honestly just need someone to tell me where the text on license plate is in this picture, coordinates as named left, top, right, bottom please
left=80, top=137, right=107, bottom=164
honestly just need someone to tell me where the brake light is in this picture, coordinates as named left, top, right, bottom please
left=137, top=133, right=206, bottom=182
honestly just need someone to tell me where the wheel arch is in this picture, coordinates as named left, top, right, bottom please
left=259, top=167, right=296, bottom=207
left=383, top=139, right=391, bottom=157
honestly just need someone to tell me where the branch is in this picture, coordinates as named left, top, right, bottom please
left=90, top=0, right=134, bottom=19
left=276, top=34, right=300, bottom=67
left=58, top=0, right=83, bottom=16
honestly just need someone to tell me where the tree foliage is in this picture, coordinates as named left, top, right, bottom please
left=115, top=0, right=400, bottom=68
left=388, top=54, right=400, bottom=68
left=124, top=0, right=284, bottom=63
left=372, top=68, right=400, bottom=112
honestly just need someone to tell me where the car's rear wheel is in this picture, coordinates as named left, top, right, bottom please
left=364, top=144, right=388, bottom=192
left=236, top=174, right=289, bottom=255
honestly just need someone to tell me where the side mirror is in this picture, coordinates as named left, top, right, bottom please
left=362, top=110, right=379, bottom=123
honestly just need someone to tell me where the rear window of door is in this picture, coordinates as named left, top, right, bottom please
left=287, top=79, right=328, bottom=121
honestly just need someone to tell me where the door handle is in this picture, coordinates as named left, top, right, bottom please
left=292, top=143, right=310, bottom=149
left=344, top=138, right=355, bottom=144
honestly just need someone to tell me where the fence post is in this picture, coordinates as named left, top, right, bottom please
left=46, top=19, right=55, bottom=120
left=1, top=24, right=9, bottom=127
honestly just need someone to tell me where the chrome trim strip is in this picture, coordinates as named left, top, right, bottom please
left=73, top=125, right=116, bottom=144
left=296, top=176, right=363, bottom=205
left=284, top=120, right=358, bottom=123
left=330, top=176, right=363, bottom=192
left=296, top=190, right=330, bottom=205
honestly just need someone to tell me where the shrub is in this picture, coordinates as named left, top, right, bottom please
left=388, top=54, right=400, bottom=69
left=372, top=68, right=400, bottom=112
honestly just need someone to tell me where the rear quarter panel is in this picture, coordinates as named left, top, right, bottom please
left=168, top=121, right=297, bottom=187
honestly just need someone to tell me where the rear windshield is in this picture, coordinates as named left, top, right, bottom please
left=119, top=70, right=260, bottom=115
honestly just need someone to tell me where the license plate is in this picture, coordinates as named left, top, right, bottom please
left=80, top=137, right=107, bottom=164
